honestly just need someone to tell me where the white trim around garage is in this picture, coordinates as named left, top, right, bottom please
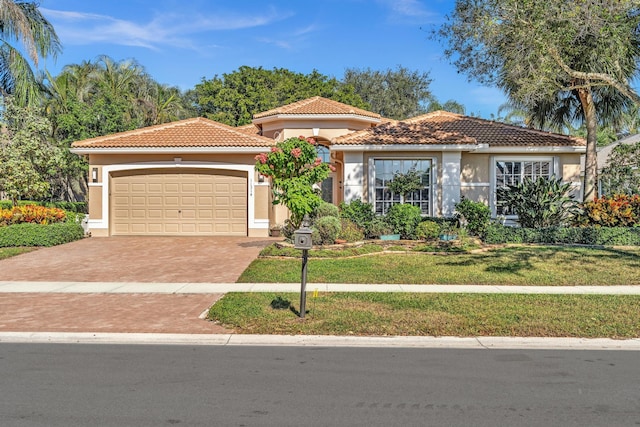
left=89, top=160, right=265, bottom=235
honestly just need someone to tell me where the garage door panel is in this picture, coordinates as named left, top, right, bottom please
left=111, top=170, right=247, bottom=236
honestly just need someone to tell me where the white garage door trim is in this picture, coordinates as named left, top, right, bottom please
left=89, top=161, right=267, bottom=234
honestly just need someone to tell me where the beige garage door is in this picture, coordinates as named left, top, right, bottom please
left=111, top=169, right=247, bottom=236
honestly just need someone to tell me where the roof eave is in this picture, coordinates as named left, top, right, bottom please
left=471, top=145, right=586, bottom=154
left=70, top=146, right=273, bottom=155
left=252, top=114, right=381, bottom=125
left=331, top=143, right=482, bottom=152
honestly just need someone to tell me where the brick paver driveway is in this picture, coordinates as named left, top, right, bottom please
left=0, top=236, right=275, bottom=283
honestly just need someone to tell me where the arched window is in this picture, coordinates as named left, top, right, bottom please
left=316, top=145, right=330, bottom=163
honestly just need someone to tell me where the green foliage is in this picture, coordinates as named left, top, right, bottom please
left=339, top=199, right=375, bottom=237
left=255, top=137, right=332, bottom=229
left=599, top=141, right=640, bottom=196
left=577, top=195, right=640, bottom=227
left=483, top=223, right=640, bottom=246
left=311, top=216, right=341, bottom=245
left=0, top=200, right=87, bottom=213
left=386, top=168, right=423, bottom=203
left=343, top=66, right=433, bottom=120
left=314, top=201, right=339, bottom=219
left=0, top=0, right=61, bottom=106
left=337, top=219, right=365, bottom=243
left=368, top=217, right=393, bottom=238
left=0, top=98, right=63, bottom=204
left=439, top=0, right=640, bottom=202
left=0, top=222, right=84, bottom=247
left=415, top=220, right=440, bottom=240
left=455, top=198, right=491, bottom=236
left=386, top=204, right=422, bottom=239
left=191, top=66, right=368, bottom=126
left=497, top=177, right=579, bottom=228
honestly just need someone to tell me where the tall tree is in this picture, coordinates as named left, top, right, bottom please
left=0, top=97, right=63, bottom=204
left=0, top=0, right=61, bottom=105
left=343, top=66, right=433, bottom=120
left=190, top=66, right=367, bottom=126
left=439, top=0, right=640, bottom=201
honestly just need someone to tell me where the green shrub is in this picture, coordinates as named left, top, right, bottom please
left=0, top=222, right=85, bottom=247
left=455, top=198, right=491, bottom=236
left=313, top=201, right=339, bottom=219
left=483, top=223, right=640, bottom=246
left=386, top=204, right=421, bottom=239
left=338, top=219, right=365, bottom=242
left=339, top=199, right=375, bottom=236
left=416, top=220, right=440, bottom=240
left=312, top=216, right=341, bottom=245
left=368, top=217, right=393, bottom=238
left=497, top=177, right=580, bottom=228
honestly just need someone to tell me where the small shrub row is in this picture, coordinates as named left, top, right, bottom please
left=0, top=200, right=88, bottom=213
left=484, top=223, right=640, bottom=246
left=0, top=222, right=85, bottom=247
left=0, top=205, right=67, bottom=226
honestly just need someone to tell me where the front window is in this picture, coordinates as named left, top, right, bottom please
left=496, top=160, right=552, bottom=215
left=374, top=159, right=432, bottom=215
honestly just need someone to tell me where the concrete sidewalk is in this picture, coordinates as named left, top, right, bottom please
left=2, top=281, right=640, bottom=294
left=2, top=282, right=639, bottom=350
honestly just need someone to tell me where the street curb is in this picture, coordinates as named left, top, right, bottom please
left=1, top=332, right=639, bottom=350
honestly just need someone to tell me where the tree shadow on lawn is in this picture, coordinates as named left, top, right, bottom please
left=431, top=245, right=640, bottom=277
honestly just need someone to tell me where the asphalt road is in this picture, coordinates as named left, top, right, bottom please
left=1, top=344, right=639, bottom=426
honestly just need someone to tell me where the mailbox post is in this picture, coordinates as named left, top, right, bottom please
left=293, top=216, right=313, bottom=319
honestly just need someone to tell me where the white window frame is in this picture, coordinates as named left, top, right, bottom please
left=368, top=157, right=435, bottom=216
left=491, top=156, right=558, bottom=217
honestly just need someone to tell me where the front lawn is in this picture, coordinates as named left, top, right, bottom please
left=0, top=247, right=35, bottom=260
left=238, top=244, right=640, bottom=286
left=208, top=292, right=640, bottom=338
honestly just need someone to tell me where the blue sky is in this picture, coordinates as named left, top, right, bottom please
left=39, top=0, right=506, bottom=118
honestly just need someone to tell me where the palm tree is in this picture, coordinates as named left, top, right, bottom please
left=0, top=0, right=61, bottom=105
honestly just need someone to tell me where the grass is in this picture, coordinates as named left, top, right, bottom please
left=208, top=292, right=640, bottom=338
left=0, top=247, right=35, bottom=260
left=238, top=244, right=640, bottom=286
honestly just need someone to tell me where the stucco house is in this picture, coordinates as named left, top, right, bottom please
left=71, top=96, right=586, bottom=237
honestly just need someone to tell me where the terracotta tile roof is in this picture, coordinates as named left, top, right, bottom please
left=333, top=111, right=586, bottom=147
left=253, top=96, right=381, bottom=119
left=235, top=123, right=261, bottom=135
left=71, top=117, right=273, bottom=149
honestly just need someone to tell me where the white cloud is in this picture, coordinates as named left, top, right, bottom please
left=376, top=0, right=440, bottom=23
left=41, top=7, right=290, bottom=52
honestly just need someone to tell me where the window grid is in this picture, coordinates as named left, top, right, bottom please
left=374, top=159, right=431, bottom=215
left=496, top=160, right=552, bottom=215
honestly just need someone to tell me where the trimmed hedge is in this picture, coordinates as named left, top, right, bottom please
left=484, top=223, right=640, bottom=246
left=0, top=222, right=85, bottom=247
left=0, top=200, right=88, bottom=213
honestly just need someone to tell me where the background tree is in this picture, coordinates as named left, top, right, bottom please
left=599, top=141, right=640, bottom=196
left=425, top=98, right=466, bottom=115
left=0, top=0, right=61, bottom=105
left=40, top=56, right=194, bottom=200
left=343, top=66, right=433, bottom=120
left=0, top=98, right=63, bottom=204
left=191, top=66, right=366, bottom=126
left=439, top=0, right=640, bottom=202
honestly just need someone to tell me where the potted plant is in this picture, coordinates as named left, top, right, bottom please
left=439, top=223, right=458, bottom=241
left=270, top=224, right=283, bottom=237
left=369, top=217, right=399, bottom=240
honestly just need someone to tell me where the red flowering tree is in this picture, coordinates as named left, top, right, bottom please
left=255, top=136, right=334, bottom=229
